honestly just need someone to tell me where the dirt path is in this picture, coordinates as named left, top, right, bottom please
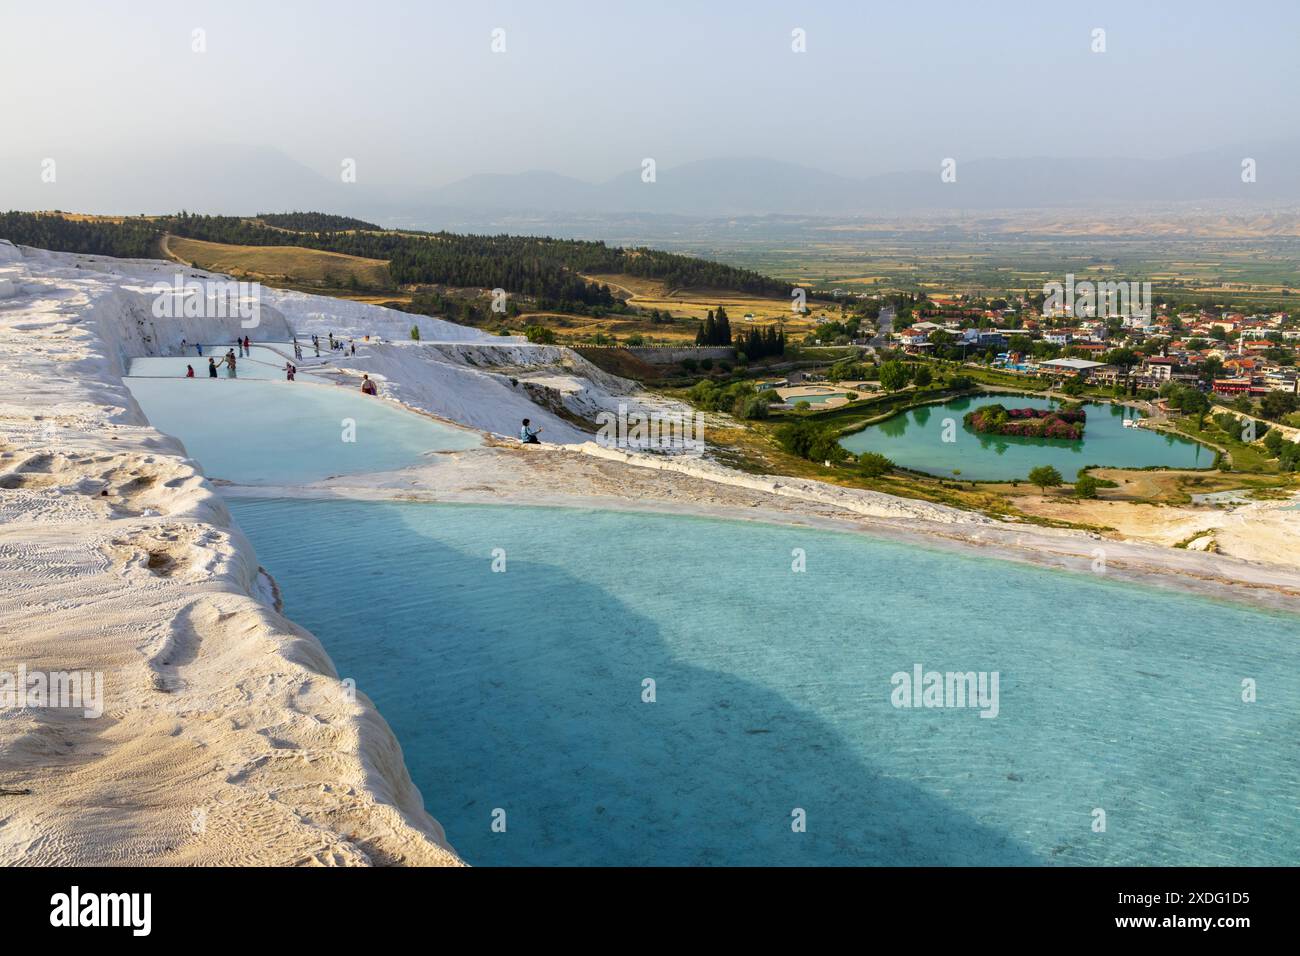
left=158, top=232, right=191, bottom=267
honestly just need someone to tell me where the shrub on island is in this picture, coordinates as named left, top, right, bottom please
left=964, top=403, right=1086, bottom=440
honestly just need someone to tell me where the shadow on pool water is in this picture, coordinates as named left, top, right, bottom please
left=226, top=500, right=1300, bottom=867
left=253, top=502, right=1039, bottom=866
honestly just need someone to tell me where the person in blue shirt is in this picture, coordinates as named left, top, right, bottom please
left=520, top=419, right=542, bottom=444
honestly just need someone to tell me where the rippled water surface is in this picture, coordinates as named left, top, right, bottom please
left=228, top=498, right=1300, bottom=866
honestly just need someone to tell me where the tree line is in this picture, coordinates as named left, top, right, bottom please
left=0, top=212, right=160, bottom=259
left=254, top=211, right=381, bottom=232
left=694, top=305, right=787, bottom=358
left=0, top=211, right=798, bottom=310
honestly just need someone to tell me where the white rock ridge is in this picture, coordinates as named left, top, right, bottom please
left=0, top=242, right=463, bottom=865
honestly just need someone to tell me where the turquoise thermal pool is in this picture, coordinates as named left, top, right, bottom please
left=124, top=376, right=479, bottom=484
left=227, top=499, right=1300, bottom=867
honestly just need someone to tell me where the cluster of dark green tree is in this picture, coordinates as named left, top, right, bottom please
left=620, top=250, right=792, bottom=296
left=736, top=324, right=786, bottom=359
left=826, top=359, right=874, bottom=382
left=184, top=215, right=625, bottom=306
left=0, top=212, right=159, bottom=258
left=254, top=211, right=381, bottom=231
left=1211, top=411, right=1264, bottom=440
left=1158, top=382, right=1213, bottom=427
left=1263, top=428, right=1300, bottom=471
left=1207, top=388, right=1297, bottom=422
left=0, top=211, right=799, bottom=309
left=1257, top=390, right=1298, bottom=422
left=694, top=306, right=787, bottom=357
left=774, top=420, right=897, bottom=476
left=685, top=379, right=775, bottom=420
left=1161, top=385, right=1300, bottom=469
left=399, top=290, right=521, bottom=328
left=1202, top=408, right=1300, bottom=469
left=775, top=419, right=849, bottom=464
left=694, top=306, right=733, bottom=345
left=877, top=360, right=933, bottom=390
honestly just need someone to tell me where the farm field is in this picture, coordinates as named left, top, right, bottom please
left=583, top=273, right=819, bottom=322
left=657, top=235, right=1300, bottom=309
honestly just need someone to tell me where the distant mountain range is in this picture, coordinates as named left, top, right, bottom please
left=4, top=142, right=1298, bottom=222
left=424, top=147, right=1300, bottom=216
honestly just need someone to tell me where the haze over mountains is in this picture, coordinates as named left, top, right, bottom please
left=4, top=141, right=1298, bottom=226
left=422, top=144, right=1300, bottom=216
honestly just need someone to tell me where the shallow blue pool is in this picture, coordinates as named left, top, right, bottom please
left=227, top=499, right=1300, bottom=866
left=125, top=378, right=479, bottom=484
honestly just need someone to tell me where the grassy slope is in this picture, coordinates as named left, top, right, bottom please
left=165, top=236, right=392, bottom=290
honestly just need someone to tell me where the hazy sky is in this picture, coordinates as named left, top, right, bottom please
left=3, top=0, right=1299, bottom=188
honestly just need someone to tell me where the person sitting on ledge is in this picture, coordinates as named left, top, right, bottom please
left=520, top=418, right=542, bottom=444
left=360, top=374, right=378, bottom=396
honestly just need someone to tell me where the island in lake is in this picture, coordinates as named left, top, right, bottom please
left=964, top=403, right=1086, bottom=440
